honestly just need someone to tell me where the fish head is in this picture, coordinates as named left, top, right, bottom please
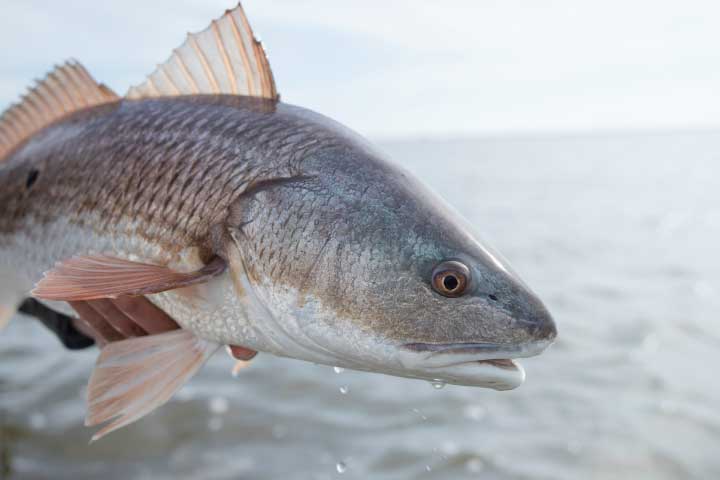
left=328, top=159, right=557, bottom=391
left=224, top=112, right=556, bottom=390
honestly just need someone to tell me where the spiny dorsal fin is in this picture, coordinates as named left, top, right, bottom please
left=126, top=3, right=278, bottom=101
left=0, top=61, right=119, bottom=161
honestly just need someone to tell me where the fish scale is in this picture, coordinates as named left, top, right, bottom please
left=0, top=98, right=329, bottom=252
left=0, top=3, right=555, bottom=440
left=0, top=99, right=335, bottom=343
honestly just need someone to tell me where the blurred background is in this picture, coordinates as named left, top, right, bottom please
left=1, top=1, right=719, bottom=479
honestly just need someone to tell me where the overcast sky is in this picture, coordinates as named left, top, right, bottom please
left=2, top=0, right=720, bottom=139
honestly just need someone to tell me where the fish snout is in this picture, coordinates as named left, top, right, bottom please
left=527, top=300, right=557, bottom=341
left=510, top=291, right=557, bottom=346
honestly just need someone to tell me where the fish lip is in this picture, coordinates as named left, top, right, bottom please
left=476, top=358, right=518, bottom=370
left=403, top=342, right=508, bottom=355
left=399, top=339, right=553, bottom=369
left=395, top=340, right=553, bottom=389
left=406, top=355, right=526, bottom=391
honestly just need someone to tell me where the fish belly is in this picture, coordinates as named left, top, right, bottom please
left=0, top=213, right=256, bottom=346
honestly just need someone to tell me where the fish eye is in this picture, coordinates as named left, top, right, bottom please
left=431, top=260, right=470, bottom=297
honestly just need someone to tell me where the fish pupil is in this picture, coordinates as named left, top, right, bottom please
left=443, top=274, right=459, bottom=291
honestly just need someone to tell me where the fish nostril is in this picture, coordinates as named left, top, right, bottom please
left=26, top=169, right=39, bottom=189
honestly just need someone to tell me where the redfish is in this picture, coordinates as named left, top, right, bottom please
left=0, top=4, right=556, bottom=440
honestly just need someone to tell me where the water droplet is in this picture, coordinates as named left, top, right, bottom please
left=208, top=396, right=229, bottom=414
left=440, top=441, right=459, bottom=456
left=430, top=380, right=446, bottom=390
left=425, top=465, right=432, bottom=472
left=339, top=385, right=349, bottom=395
left=412, top=408, right=427, bottom=421
left=333, top=366, right=345, bottom=374
left=336, top=461, right=347, bottom=473
left=465, top=457, right=485, bottom=473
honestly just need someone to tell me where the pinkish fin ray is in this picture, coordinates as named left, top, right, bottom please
left=86, top=330, right=220, bottom=441
left=31, top=255, right=226, bottom=301
left=0, top=61, right=118, bottom=162
left=126, top=4, right=278, bottom=101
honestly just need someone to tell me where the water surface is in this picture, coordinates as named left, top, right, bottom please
left=1, top=131, right=719, bottom=479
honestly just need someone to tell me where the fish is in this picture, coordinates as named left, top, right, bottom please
left=0, top=4, right=557, bottom=440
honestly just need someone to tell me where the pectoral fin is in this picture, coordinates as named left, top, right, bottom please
left=68, top=296, right=180, bottom=346
left=31, top=255, right=226, bottom=301
left=86, top=330, right=220, bottom=441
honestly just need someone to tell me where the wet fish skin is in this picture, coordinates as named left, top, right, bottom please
left=0, top=4, right=559, bottom=441
left=226, top=110, right=556, bottom=369
left=0, top=94, right=555, bottom=384
left=0, top=95, right=346, bottom=351
left=0, top=96, right=319, bottom=251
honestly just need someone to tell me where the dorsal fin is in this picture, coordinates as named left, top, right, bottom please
left=126, top=3, right=278, bottom=101
left=0, top=61, right=119, bottom=161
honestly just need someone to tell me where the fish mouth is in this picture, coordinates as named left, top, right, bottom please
left=473, top=358, right=517, bottom=370
left=397, top=340, right=553, bottom=391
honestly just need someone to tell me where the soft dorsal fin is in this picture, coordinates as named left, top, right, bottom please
left=126, top=3, right=278, bottom=101
left=0, top=61, right=119, bottom=162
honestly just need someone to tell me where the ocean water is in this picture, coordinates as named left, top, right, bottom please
left=1, top=131, right=719, bottom=479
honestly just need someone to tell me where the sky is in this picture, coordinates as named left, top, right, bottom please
left=2, top=0, right=720, bottom=139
